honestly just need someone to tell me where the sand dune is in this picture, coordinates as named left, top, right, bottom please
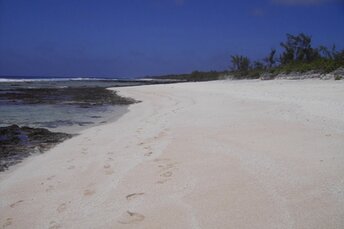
left=1, top=80, right=344, bottom=228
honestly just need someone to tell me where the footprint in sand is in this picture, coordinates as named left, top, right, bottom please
left=49, top=221, right=61, bottom=229
left=47, top=175, right=56, bottom=181
left=117, top=211, right=145, bottom=224
left=144, top=152, right=153, bottom=157
left=156, top=179, right=170, bottom=184
left=155, top=131, right=167, bottom=139
left=103, top=164, right=114, bottom=175
left=2, top=218, right=13, bottom=228
left=45, top=185, right=54, bottom=192
left=66, top=158, right=74, bottom=163
left=81, top=147, right=89, bottom=154
left=154, top=158, right=170, bottom=162
left=126, top=193, right=144, bottom=201
left=161, top=171, right=173, bottom=177
left=67, top=165, right=75, bottom=170
left=156, top=160, right=178, bottom=184
left=10, top=200, right=24, bottom=208
left=105, top=169, right=114, bottom=175
left=57, top=203, right=67, bottom=213
left=84, top=189, right=96, bottom=196
left=158, top=163, right=176, bottom=172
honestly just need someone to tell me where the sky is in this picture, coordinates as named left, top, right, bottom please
left=0, top=0, right=343, bottom=78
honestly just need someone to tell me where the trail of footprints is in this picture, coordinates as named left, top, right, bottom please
left=136, top=127, right=170, bottom=159
left=115, top=103, right=179, bottom=225
left=3, top=124, right=174, bottom=227
left=3, top=174, right=65, bottom=228
left=117, top=193, right=146, bottom=225
left=5, top=198, right=25, bottom=227
left=3, top=128, right=177, bottom=228
left=116, top=158, right=178, bottom=225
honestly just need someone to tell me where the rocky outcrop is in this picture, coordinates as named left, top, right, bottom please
left=0, top=125, right=72, bottom=171
left=0, top=87, right=136, bottom=106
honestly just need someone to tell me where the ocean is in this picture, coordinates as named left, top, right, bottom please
left=0, top=76, right=142, bottom=134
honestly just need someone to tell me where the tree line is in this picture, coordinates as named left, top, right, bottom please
left=230, top=33, right=344, bottom=79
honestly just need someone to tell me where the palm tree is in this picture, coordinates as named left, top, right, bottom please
left=230, top=55, right=250, bottom=71
left=264, top=48, right=276, bottom=68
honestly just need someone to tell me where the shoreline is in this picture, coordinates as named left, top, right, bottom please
left=1, top=79, right=344, bottom=228
left=0, top=82, right=139, bottom=172
left=0, top=78, right=184, bottom=172
left=0, top=104, right=130, bottom=172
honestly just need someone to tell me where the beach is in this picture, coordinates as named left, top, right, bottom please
left=1, top=79, right=344, bottom=228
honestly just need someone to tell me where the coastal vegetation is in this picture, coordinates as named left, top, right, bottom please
left=150, top=70, right=227, bottom=82
left=229, top=33, right=344, bottom=79
left=153, top=33, right=344, bottom=81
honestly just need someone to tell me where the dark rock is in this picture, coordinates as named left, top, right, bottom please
left=0, top=125, right=72, bottom=171
left=90, top=116, right=102, bottom=119
left=32, top=120, right=94, bottom=128
left=0, top=87, right=136, bottom=106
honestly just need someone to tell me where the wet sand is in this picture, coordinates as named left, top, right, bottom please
left=1, top=79, right=344, bottom=228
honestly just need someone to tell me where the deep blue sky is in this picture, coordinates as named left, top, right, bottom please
left=0, top=0, right=343, bottom=78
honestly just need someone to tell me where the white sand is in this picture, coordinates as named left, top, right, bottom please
left=1, top=80, right=344, bottom=228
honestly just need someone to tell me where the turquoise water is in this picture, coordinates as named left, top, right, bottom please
left=0, top=103, right=128, bottom=134
left=0, top=78, right=135, bottom=133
